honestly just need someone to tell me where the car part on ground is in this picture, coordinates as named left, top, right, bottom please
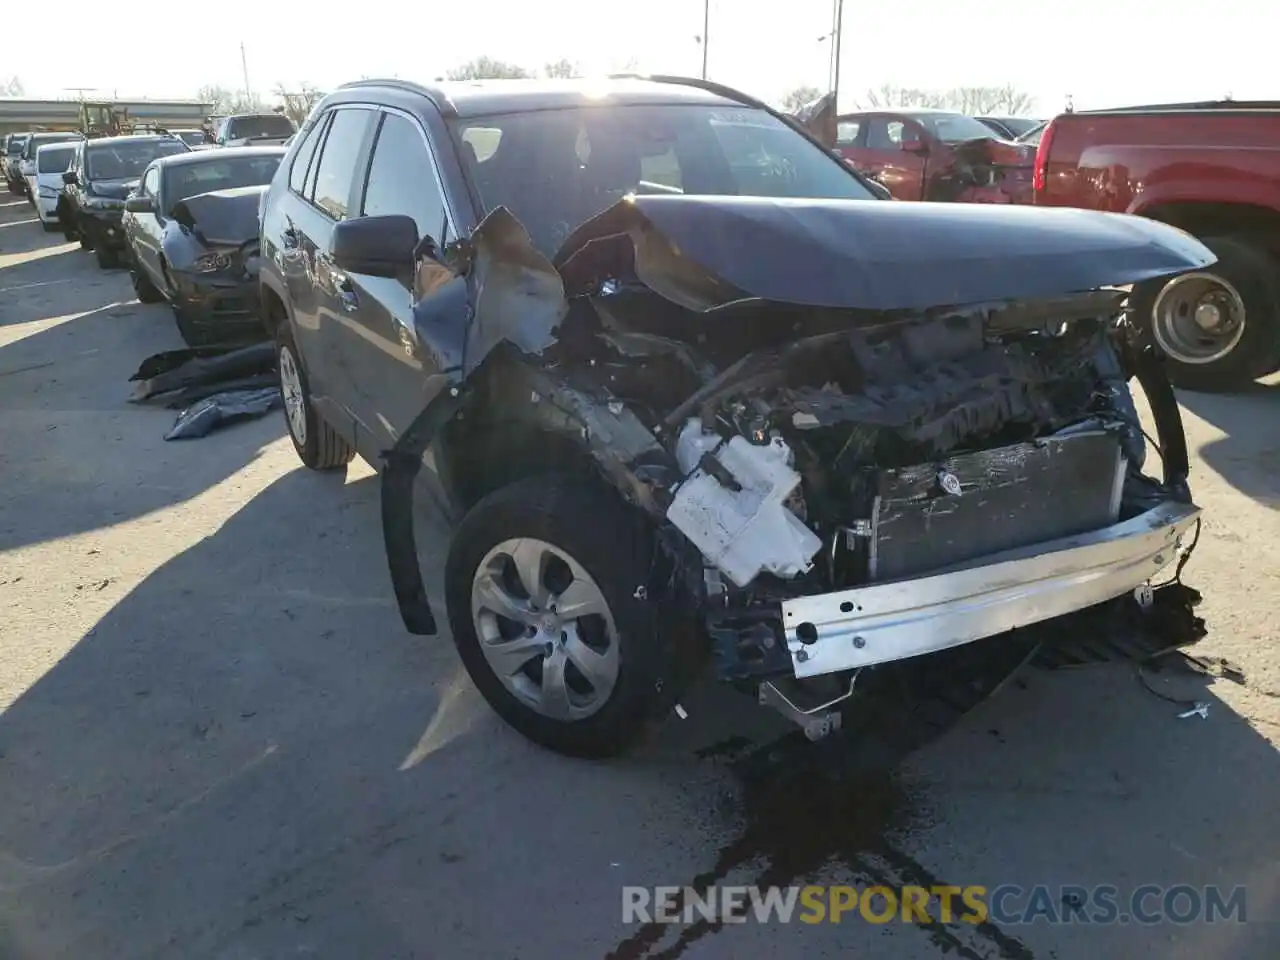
left=163, top=387, right=281, bottom=440
left=377, top=192, right=1209, bottom=755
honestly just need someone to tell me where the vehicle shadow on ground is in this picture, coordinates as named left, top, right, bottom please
left=1, top=469, right=1277, bottom=960
left=0, top=296, right=281, bottom=552
left=1177, top=383, right=1280, bottom=509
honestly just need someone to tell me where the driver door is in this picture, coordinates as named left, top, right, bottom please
left=129, top=165, right=166, bottom=285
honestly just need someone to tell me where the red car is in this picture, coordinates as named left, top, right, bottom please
left=835, top=109, right=1034, bottom=203
left=1032, top=101, right=1280, bottom=390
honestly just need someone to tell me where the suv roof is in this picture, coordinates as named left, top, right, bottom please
left=338, top=76, right=752, bottom=119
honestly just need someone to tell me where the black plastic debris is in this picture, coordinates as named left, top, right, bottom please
left=164, top=387, right=281, bottom=440
left=130, top=342, right=276, bottom=403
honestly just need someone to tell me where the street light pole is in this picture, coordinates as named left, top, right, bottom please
left=240, top=42, right=252, bottom=104
left=830, top=0, right=844, bottom=111
left=701, top=0, right=710, bottom=79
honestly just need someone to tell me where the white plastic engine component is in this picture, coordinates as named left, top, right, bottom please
left=665, top=419, right=823, bottom=588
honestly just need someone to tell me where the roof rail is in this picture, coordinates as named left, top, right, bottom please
left=336, top=76, right=455, bottom=117
left=606, top=73, right=761, bottom=110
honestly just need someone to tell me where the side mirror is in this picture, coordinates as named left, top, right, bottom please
left=62, top=170, right=78, bottom=185
left=125, top=195, right=154, bottom=213
left=900, top=137, right=929, bottom=155
left=331, top=214, right=418, bottom=278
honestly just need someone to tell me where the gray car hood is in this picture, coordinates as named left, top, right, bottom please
left=550, top=195, right=1215, bottom=312
left=435, top=195, right=1215, bottom=374
left=171, top=185, right=266, bottom=246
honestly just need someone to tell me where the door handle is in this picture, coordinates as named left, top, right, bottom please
left=337, top=277, right=359, bottom=312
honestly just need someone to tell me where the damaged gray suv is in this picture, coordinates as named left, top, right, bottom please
left=259, top=76, right=1208, bottom=757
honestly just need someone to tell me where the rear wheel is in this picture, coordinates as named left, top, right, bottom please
left=131, top=264, right=164, bottom=303
left=94, top=243, right=119, bottom=269
left=276, top=327, right=354, bottom=471
left=1132, top=235, right=1280, bottom=391
left=41, top=220, right=60, bottom=233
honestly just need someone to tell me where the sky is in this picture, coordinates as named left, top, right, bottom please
left=4, top=0, right=1275, bottom=114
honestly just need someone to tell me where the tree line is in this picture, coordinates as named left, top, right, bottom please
left=783, top=82, right=1037, bottom=116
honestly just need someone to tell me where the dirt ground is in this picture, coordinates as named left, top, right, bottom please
left=1, top=194, right=1277, bottom=960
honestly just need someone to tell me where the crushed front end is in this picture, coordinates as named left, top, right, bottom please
left=382, top=195, right=1209, bottom=741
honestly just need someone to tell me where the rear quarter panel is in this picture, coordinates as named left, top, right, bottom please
left=1039, top=112, right=1280, bottom=215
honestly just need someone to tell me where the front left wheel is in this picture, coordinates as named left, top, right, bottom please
left=444, top=475, right=681, bottom=758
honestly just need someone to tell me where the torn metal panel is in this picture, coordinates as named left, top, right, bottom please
left=461, top=206, right=565, bottom=375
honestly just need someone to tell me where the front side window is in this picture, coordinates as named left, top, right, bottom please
left=361, top=112, right=448, bottom=241
left=835, top=120, right=862, bottom=145
left=162, top=155, right=283, bottom=212
left=310, top=109, right=373, bottom=219
left=85, top=139, right=189, bottom=180
left=914, top=113, right=1003, bottom=143
left=451, top=104, right=873, bottom=255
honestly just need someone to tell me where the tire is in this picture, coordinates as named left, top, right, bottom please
left=60, top=209, right=77, bottom=242
left=275, top=326, right=354, bottom=470
left=1131, top=235, right=1280, bottom=391
left=5, top=181, right=18, bottom=195
left=41, top=221, right=60, bottom=233
left=94, top=243, right=119, bottom=269
left=131, top=265, right=164, bottom=303
left=78, top=220, right=94, bottom=250
left=444, top=475, right=681, bottom=758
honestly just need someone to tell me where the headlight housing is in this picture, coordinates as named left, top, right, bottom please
left=192, top=252, right=233, bottom=273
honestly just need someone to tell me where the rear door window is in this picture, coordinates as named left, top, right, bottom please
left=309, top=108, right=373, bottom=220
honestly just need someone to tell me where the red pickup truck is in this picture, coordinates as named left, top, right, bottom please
left=1032, top=102, right=1280, bottom=390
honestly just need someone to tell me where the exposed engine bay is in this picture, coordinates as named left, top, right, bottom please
left=381, top=194, right=1209, bottom=739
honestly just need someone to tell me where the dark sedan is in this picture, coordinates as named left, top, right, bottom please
left=123, top=147, right=284, bottom=346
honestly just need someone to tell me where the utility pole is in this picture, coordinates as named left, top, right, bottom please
left=701, top=0, right=710, bottom=79
left=830, top=0, right=844, bottom=111
left=240, top=42, right=252, bottom=105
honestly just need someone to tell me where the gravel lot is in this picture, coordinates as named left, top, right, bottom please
left=1, top=194, right=1277, bottom=960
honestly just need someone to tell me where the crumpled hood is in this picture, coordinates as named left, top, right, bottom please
left=171, top=185, right=266, bottom=246
left=552, top=195, right=1215, bottom=312
left=89, top=178, right=141, bottom=199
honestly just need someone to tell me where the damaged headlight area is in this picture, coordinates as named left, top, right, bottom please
left=380, top=195, right=1208, bottom=748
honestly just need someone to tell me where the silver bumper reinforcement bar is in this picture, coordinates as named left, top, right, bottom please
left=780, top=501, right=1201, bottom=679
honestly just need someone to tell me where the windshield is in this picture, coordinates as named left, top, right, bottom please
left=452, top=104, right=874, bottom=255
left=994, top=117, right=1040, bottom=138
left=7, top=136, right=28, bottom=156
left=37, top=144, right=75, bottom=174
left=86, top=139, right=189, bottom=180
left=915, top=113, right=1006, bottom=143
left=162, top=154, right=282, bottom=211
left=225, top=115, right=294, bottom=140
left=175, top=130, right=208, bottom=146
left=1016, top=122, right=1046, bottom=145
left=23, top=134, right=80, bottom=160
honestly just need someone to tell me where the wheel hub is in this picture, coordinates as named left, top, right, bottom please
left=471, top=537, right=620, bottom=721
left=1151, top=271, right=1247, bottom=366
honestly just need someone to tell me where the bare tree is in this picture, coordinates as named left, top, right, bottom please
left=274, top=82, right=324, bottom=127
left=542, top=58, right=581, bottom=79
left=781, top=85, right=823, bottom=113
left=2, top=75, right=23, bottom=96
left=198, top=84, right=264, bottom=115
left=855, top=82, right=1036, bottom=115
left=446, top=57, right=532, bottom=80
